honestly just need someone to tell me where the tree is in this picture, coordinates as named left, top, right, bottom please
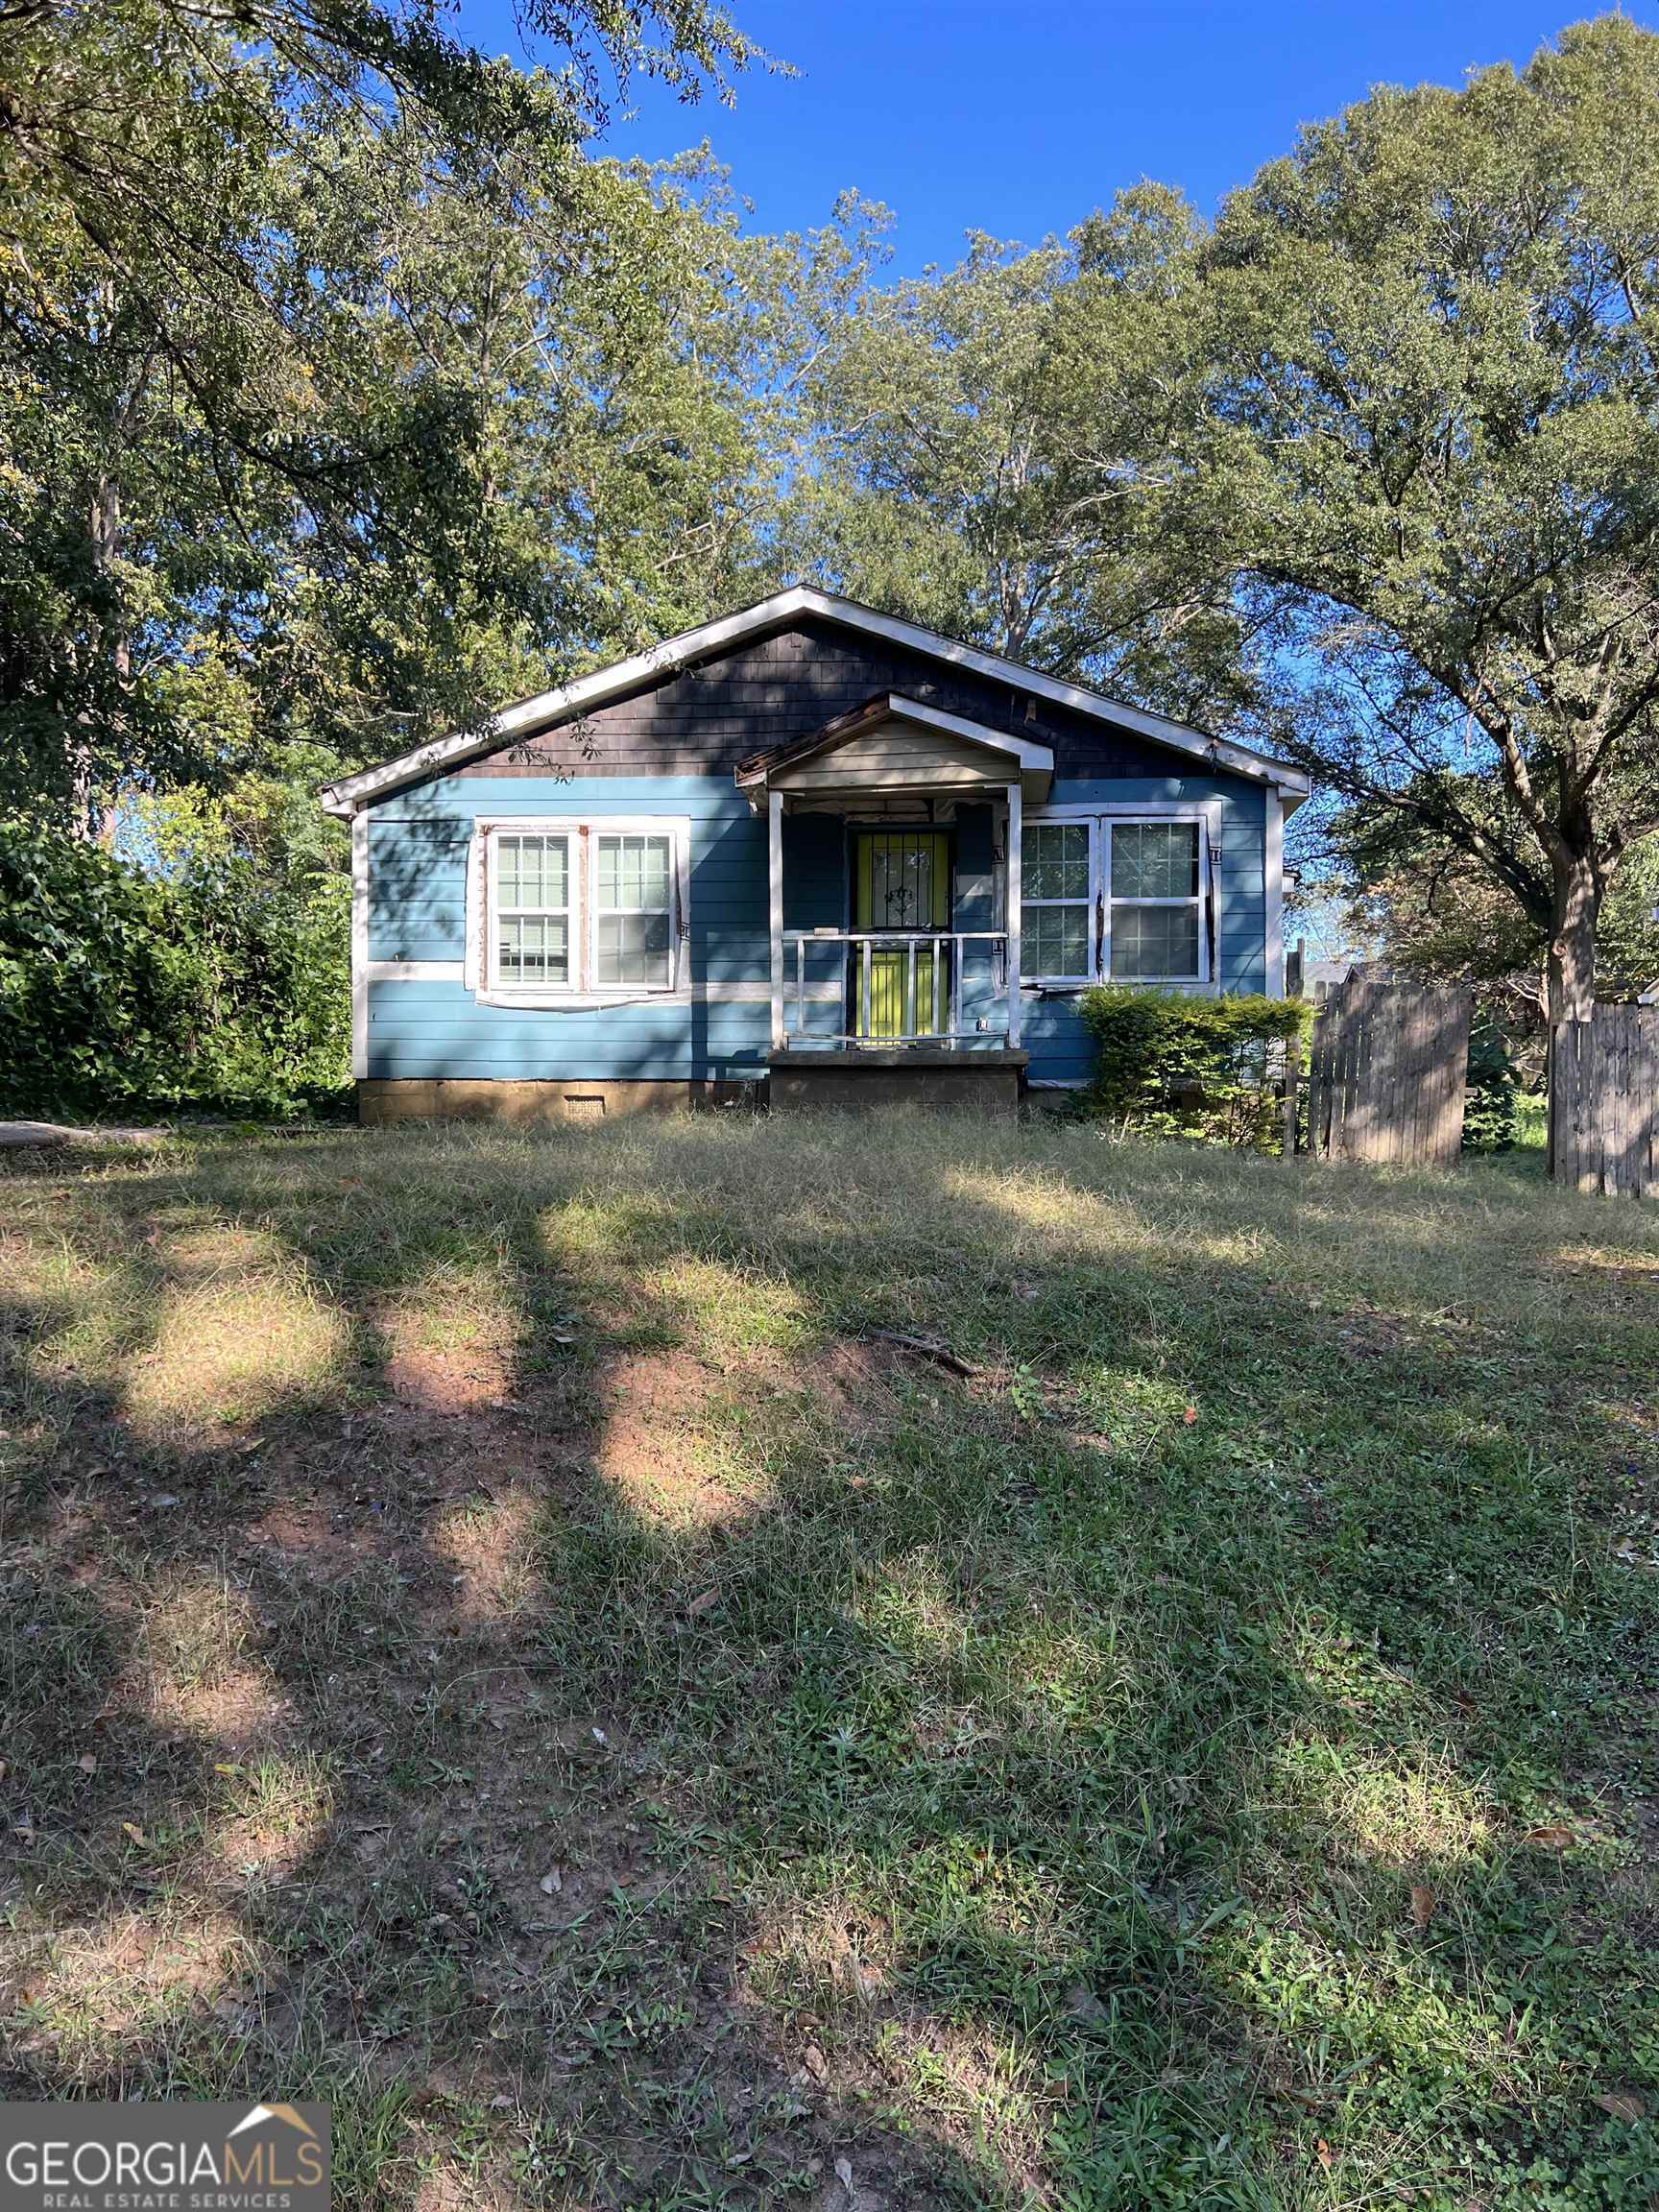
left=264, top=133, right=796, bottom=752
left=781, top=192, right=1256, bottom=724
left=1199, top=13, right=1659, bottom=1020
left=1329, top=796, right=1659, bottom=1020
left=0, top=0, right=764, bottom=830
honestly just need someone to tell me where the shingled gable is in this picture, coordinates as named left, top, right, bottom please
left=319, top=586, right=1308, bottom=816
left=733, top=690, right=1055, bottom=804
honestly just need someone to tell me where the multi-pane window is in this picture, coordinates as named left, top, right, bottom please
left=1021, top=822, right=1093, bottom=979
left=1109, top=822, right=1202, bottom=980
left=1012, top=814, right=1209, bottom=986
left=494, top=833, right=570, bottom=987
left=487, top=821, right=683, bottom=995
left=595, top=833, right=674, bottom=989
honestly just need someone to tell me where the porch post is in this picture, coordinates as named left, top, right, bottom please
left=768, top=786, right=785, bottom=1051
left=1005, top=781, right=1022, bottom=1048
left=349, top=809, right=369, bottom=1081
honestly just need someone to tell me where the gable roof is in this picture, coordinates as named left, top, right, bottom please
left=733, top=691, right=1055, bottom=785
left=319, top=586, right=1309, bottom=816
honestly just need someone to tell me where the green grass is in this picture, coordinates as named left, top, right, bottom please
left=1, top=1114, right=1655, bottom=2209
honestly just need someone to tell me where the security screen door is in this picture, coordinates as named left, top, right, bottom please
left=853, top=830, right=950, bottom=1039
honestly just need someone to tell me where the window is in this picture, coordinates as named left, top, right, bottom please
left=1021, top=822, right=1093, bottom=980
left=1013, top=810, right=1212, bottom=988
left=483, top=819, right=685, bottom=998
left=493, top=833, right=571, bottom=988
left=594, top=832, right=674, bottom=988
left=1109, top=821, right=1203, bottom=981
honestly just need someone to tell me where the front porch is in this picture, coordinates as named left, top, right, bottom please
left=768, top=1044, right=1027, bottom=1113
left=735, top=690, right=1053, bottom=1100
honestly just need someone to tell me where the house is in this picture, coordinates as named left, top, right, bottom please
left=320, top=588, right=1310, bottom=1118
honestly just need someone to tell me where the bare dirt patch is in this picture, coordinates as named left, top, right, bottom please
left=1333, top=1302, right=1413, bottom=1360
left=142, top=1663, right=293, bottom=1757
left=777, top=1337, right=904, bottom=1439
left=383, top=1332, right=513, bottom=1415
left=430, top=1485, right=545, bottom=1625
left=594, top=1348, right=761, bottom=1527
left=243, top=1488, right=366, bottom=1566
left=9, top=1905, right=253, bottom=2051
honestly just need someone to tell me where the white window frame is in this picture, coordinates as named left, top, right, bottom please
left=478, top=814, right=690, bottom=1006
left=1016, top=802, right=1217, bottom=993
left=1020, top=819, right=1096, bottom=986
left=489, top=828, right=577, bottom=995
left=589, top=826, right=682, bottom=995
left=1107, top=816, right=1211, bottom=987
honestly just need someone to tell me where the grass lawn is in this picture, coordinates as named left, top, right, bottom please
left=1, top=1113, right=1656, bottom=2209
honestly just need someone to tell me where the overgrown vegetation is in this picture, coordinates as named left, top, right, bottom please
left=0, top=808, right=349, bottom=1121
left=2, top=1117, right=1652, bottom=2206
left=1462, top=1015, right=1521, bottom=1154
left=1078, top=986, right=1309, bottom=1148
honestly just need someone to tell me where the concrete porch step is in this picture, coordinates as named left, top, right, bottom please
left=767, top=1046, right=1027, bottom=1110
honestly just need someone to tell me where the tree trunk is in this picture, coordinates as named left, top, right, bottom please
left=1545, top=844, right=1601, bottom=1024
left=69, top=468, right=125, bottom=846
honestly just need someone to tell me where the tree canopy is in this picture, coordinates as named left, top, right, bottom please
left=1195, top=12, right=1659, bottom=1016
left=775, top=189, right=1257, bottom=728
left=0, top=1, right=781, bottom=830
left=6, top=6, right=1659, bottom=1117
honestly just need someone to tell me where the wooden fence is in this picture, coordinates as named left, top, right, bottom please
left=1549, top=1007, right=1659, bottom=1197
left=1305, top=979, right=1472, bottom=1166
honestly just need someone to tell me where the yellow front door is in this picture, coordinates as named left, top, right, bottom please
left=854, top=830, right=950, bottom=1038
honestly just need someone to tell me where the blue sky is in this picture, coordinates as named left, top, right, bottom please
left=466, top=1, right=1647, bottom=273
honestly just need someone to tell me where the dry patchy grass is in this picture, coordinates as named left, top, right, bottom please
left=0, top=1113, right=1655, bottom=2209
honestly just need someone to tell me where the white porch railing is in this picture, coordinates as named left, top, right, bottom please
left=766, top=782, right=1024, bottom=1050
left=781, top=929, right=1010, bottom=1046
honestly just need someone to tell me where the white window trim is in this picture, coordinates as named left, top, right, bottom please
left=589, top=826, right=683, bottom=996
left=1108, top=816, right=1211, bottom=988
left=474, top=814, right=691, bottom=1009
left=490, top=828, right=577, bottom=996
left=1020, top=820, right=1096, bottom=987
left=1019, top=802, right=1220, bottom=994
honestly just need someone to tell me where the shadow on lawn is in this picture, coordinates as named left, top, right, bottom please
left=0, top=1120, right=1655, bottom=2209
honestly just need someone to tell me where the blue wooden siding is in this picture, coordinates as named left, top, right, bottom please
left=365, top=777, right=770, bottom=1080
left=361, top=770, right=1273, bottom=1087
left=368, top=982, right=770, bottom=1082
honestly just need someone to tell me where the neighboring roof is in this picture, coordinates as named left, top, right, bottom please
left=733, top=691, right=1055, bottom=785
left=319, top=586, right=1310, bottom=816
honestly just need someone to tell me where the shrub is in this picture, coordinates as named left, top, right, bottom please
left=1077, top=986, right=1310, bottom=1150
left=0, top=808, right=349, bottom=1121
left=1462, top=1013, right=1520, bottom=1152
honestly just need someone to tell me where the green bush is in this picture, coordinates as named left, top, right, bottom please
left=1462, top=1013, right=1520, bottom=1152
left=0, top=807, right=349, bottom=1121
left=1077, top=986, right=1310, bottom=1150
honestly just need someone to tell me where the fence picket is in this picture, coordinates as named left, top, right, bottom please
left=1548, top=1008, right=1659, bottom=1199
left=1310, top=980, right=1472, bottom=1166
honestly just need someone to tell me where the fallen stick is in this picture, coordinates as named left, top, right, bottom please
left=865, top=1328, right=977, bottom=1379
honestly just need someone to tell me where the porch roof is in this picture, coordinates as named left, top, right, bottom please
left=734, top=692, right=1053, bottom=810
